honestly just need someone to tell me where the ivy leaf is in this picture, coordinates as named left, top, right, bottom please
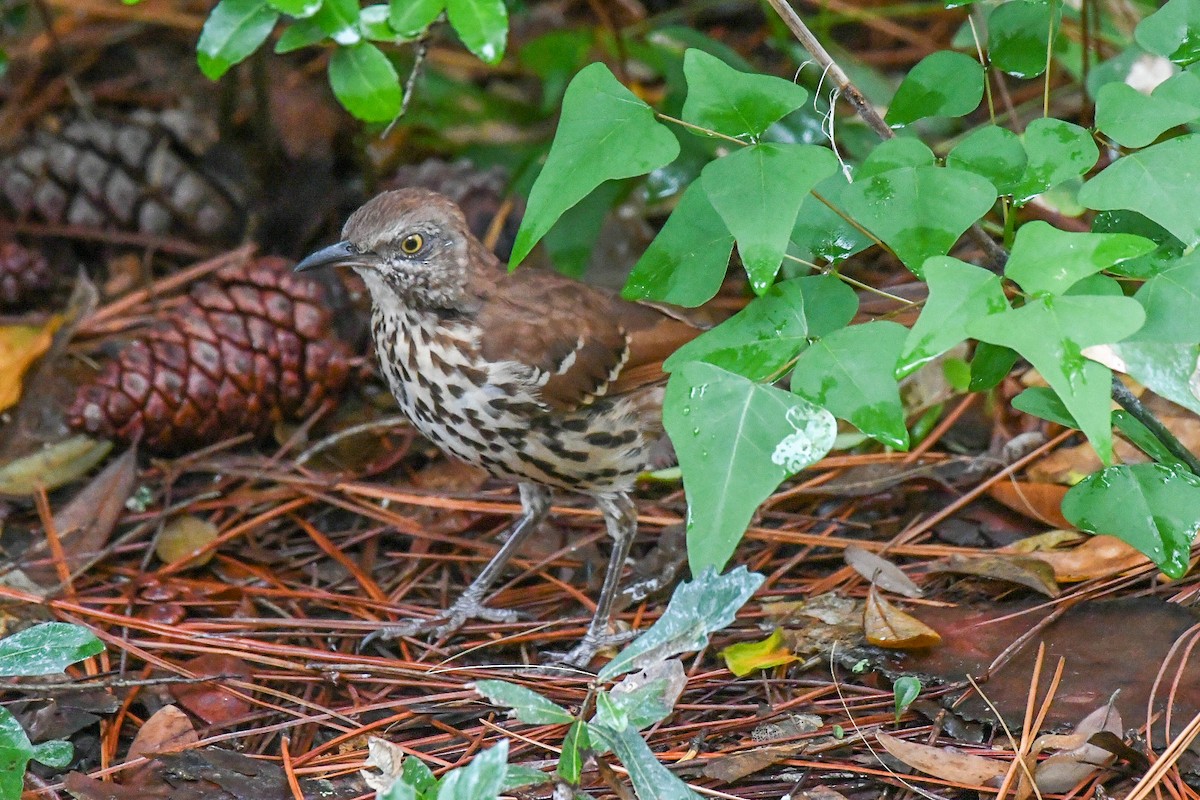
left=622, top=180, right=732, bottom=306
left=389, top=0, right=444, bottom=37
left=701, top=143, right=838, bottom=292
left=969, top=343, right=1020, bottom=392
left=791, top=320, right=910, bottom=450
left=681, top=48, right=809, bottom=139
left=988, top=0, right=1058, bottom=78
left=511, top=64, right=679, bottom=266
left=947, top=125, right=1028, bottom=196
left=664, top=274, right=858, bottom=381
left=665, top=363, right=836, bottom=574
left=1062, top=463, right=1200, bottom=578
left=0, top=623, right=103, bottom=677
left=327, top=42, right=402, bottom=122
left=1004, top=221, right=1156, bottom=296
left=839, top=164, right=997, bottom=276
left=885, top=51, right=984, bottom=125
left=0, top=707, right=70, bottom=798
left=968, top=295, right=1146, bottom=463
left=446, top=0, right=507, bottom=65
left=196, top=0, right=279, bottom=80
left=1092, top=210, right=1187, bottom=280
left=789, top=170, right=875, bottom=264
left=896, top=257, right=1008, bottom=379
left=1079, top=134, right=1200, bottom=248
left=1095, top=82, right=1200, bottom=149
left=1135, top=0, right=1200, bottom=66
left=1014, top=118, right=1098, bottom=204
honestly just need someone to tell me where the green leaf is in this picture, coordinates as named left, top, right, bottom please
left=390, top=0, right=443, bottom=37
left=313, top=0, right=360, bottom=44
left=947, top=125, right=1029, bottom=196
left=196, top=0, right=279, bottom=80
left=622, top=181, right=732, bottom=306
left=988, top=0, right=1058, bottom=79
left=0, top=623, right=103, bottom=677
left=858, top=137, right=934, bottom=178
left=327, top=42, right=402, bottom=122
left=968, top=295, right=1146, bottom=463
left=885, top=51, right=984, bottom=125
left=472, top=680, right=574, bottom=725
left=791, top=321, right=911, bottom=450
left=0, top=707, right=35, bottom=799
left=29, top=740, right=72, bottom=769
left=893, top=676, right=922, bottom=721
left=606, top=660, right=685, bottom=730
left=1014, top=118, right=1098, bottom=204
left=665, top=364, right=837, bottom=573
left=1135, top=0, right=1200, bottom=66
left=681, top=49, right=809, bottom=139
left=720, top=628, right=798, bottom=676
left=267, top=0, right=320, bottom=16
left=1095, top=82, right=1200, bottom=149
left=586, top=724, right=702, bottom=800
left=446, top=0, right=507, bottom=64
left=557, top=721, right=589, bottom=783
left=1091, top=210, right=1187, bottom=279
left=511, top=64, right=679, bottom=266
left=501, top=765, right=550, bottom=790
left=897, top=257, right=1008, bottom=379
left=789, top=170, right=875, bottom=264
left=403, top=755, right=437, bottom=798
left=1112, top=410, right=1185, bottom=467
left=599, top=566, right=765, bottom=681
left=1062, top=463, right=1200, bottom=578
left=1122, top=254, right=1200, bottom=341
left=1004, top=221, right=1156, bottom=296
left=380, top=778, right=418, bottom=800
left=969, top=343, right=1019, bottom=392
left=701, top=143, right=839, bottom=292
left=839, top=165, right=997, bottom=276
left=274, top=18, right=325, bottom=52
left=1079, top=134, right=1200, bottom=248
left=1089, top=341, right=1200, bottom=417
left=359, top=6, right=396, bottom=41
left=664, top=275, right=858, bottom=381
left=1012, top=387, right=1078, bottom=428
left=436, top=740, right=507, bottom=800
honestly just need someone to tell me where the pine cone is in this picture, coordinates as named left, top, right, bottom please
left=68, top=256, right=350, bottom=452
left=0, top=239, right=53, bottom=308
left=0, top=112, right=243, bottom=244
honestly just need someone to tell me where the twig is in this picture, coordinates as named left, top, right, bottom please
left=0, top=673, right=233, bottom=693
left=1111, top=376, right=1200, bottom=475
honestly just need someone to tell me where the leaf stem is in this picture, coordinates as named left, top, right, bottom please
left=653, top=112, right=748, bottom=147
left=1110, top=377, right=1200, bottom=476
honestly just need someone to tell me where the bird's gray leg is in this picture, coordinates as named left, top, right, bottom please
left=364, top=483, right=551, bottom=645
left=555, top=492, right=639, bottom=668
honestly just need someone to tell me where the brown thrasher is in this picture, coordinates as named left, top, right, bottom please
left=296, top=188, right=706, bottom=666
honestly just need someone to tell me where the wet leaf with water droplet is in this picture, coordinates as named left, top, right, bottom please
left=681, top=48, right=809, bottom=139
left=988, top=0, right=1059, bottom=78
left=446, top=0, right=507, bottom=64
left=1004, top=221, right=1156, bottom=296
left=1063, top=463, right=1200, bottom=579
left=789, top=170, right=875, bottom=264
left=1095, top=81, right=1200, bottom=149
left=885, top=51, right=984, bottom=126
left=947, top=125, right=1028, bottom=196
left=1136, top=0, right=1200, bottom=66
left=1014, top=118, right=1098, bottom=205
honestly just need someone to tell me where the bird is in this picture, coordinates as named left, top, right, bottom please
left=295, top=187, right=708, bottom=666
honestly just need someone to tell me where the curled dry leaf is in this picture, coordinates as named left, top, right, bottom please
left=1005, top=533, right=1150, bottom=581
left=936, top=554, right=1060, bottom=597
left=844, top=545, right=922, bottom=597
left=0, top=435, right=112, bottom=496
left=702, top=743, right=808, bottom=783
left=156, top=515, right=218, bottom=569
left=123, top=705, right=198, bottom=787
left=864, top=586, right=941, bottom=649
left=875, top=731, right=1005, bottom=787
left=1029, top=702, right=1122, bottom=795
left=986, top=481, right=1071, bottom=529
left=0, top=315, right=62, bottom=412
left=360, top=737, right=405, bottom=793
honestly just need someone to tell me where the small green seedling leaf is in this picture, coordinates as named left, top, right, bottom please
left=1063, top=463, right=1200, bottom=578
left=389, top=0, right=444, bottom=37
left=720, top=628, right=798, bottom=677
left=379, top=779, right=418, bottom=800
left=988, top=0, right=1058, bottom=78
left=1015, top=118, right=1098, bottom=205
left=1136, top=0, right=1200, bottom=66
left=885, top=51, right=984, bottom=125
left=511, top=63, right=679, bottom=266
left=623, top=181, right=733, bottom=306
left=598, top=566, right=765, bottom=681
left=0, top=623, right=103, bottom=677
left=29, top=740, right=72, bottom=769
left=893, top=676, right=922, bottom=722
left=0, top=707, right=71, bottom=799
left=792, top=321, right=911, bottom=450
left=664, top=274, right=858, bottom=381
left=701, top=143, right=838, bottom=292
left=665, top=364, right=837, bottom=573
left=947, top=125, right=1028, bottom=196
left=557, top=721, right=589, bottom=783
left=1012, top=387, right=1078, bottom=428
left=328, top=42, right=402, bottom=122
left=1004, top=221, right=1156, bottom=296
left=472, top=680, right=574, bottom=725
left=681, top=48, right=809, bottom=139
left=897, top=257, right=1008, bottom=378
left=446, top=0, right=507, bottom=64
left=196, top=0, right=279, bottom=80
left=586, top=723, right=702, bottom=800
left=1080, top=134, right=1200, bottom=248
left=436, top=740, right=507, bottom=800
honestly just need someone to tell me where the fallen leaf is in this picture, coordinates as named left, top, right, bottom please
left=875, top=731, right=1005, bottom=786
left=987, top=481, right=1071, bottom=529
left=702, top=743, right=807, bottom=782
left=721, top=628, right=798, bottom=677
left=170, top=654, right=251, bottom=726
left=936, top=554, right=1060, bottom=597
left=844, top=545, right=923, bottom=597
left=0, top=316, right=61, bottom=412
left=124, top=705, right=198, bottom=787
left=0, top=436, right=112, bottom=496
left=1030, top=702, right=1121, bottom=794
left=156, top=515, right=218, bottom=569
left=1006, top=534, right=1150, bottom=581
left=864, top=586, right=941, bottom=649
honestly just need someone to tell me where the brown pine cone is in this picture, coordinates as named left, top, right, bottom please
left=68, top=256, right=350, bottom=452
left=0, top=239, right=54, bottom=308
left=0, top=111, right=244, bottom=244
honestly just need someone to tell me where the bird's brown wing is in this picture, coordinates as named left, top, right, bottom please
left=474, top=266, right=705, bottom=412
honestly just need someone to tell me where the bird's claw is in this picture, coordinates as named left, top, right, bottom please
left=361, top=598, right=520, bottom=650
left=544, top=629, right=637, bottom=669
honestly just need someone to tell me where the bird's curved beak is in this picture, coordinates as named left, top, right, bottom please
left=294, top=241, right=372, bottom=272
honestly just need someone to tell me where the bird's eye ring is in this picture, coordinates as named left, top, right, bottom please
left=400, top=233, right=424, bottom=255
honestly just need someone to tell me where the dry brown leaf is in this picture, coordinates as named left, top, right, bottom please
left=987, top=481, right=1071, bottom=529
left=1006, top=534, right=1150, bottom=581
left=875, top=731, right=1005, bottom=786
left=170, top=654, right=251, bottom=725
left=1030, top=703, right=1121, bottom=794
left=937, top=554, right=1060, bottom=597
left=844, top=545, right=923, bottom=597
left=123, top=705, right=199, bottom=787
left=156, top=515, right=219, bottom=569
left=0, top=436, right=113, bottom=496
left=0, top=316, right=61, bottom=412
left=702, top=743, right=807, bottom=782
left=864, top=586, right=941, bottom=649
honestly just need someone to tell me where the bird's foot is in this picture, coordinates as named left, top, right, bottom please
left=544, top=629, right=638, bottom=670
left=361, top=597, right=520, bottom=649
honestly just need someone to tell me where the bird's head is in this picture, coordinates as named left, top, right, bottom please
left=295, top=188, right=475, bottom=311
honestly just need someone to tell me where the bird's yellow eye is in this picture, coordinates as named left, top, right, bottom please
left=400, top=233, right=424, bottom=255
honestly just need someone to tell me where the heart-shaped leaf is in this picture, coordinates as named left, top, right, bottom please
left=681, top=48, right=809, bottom=139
